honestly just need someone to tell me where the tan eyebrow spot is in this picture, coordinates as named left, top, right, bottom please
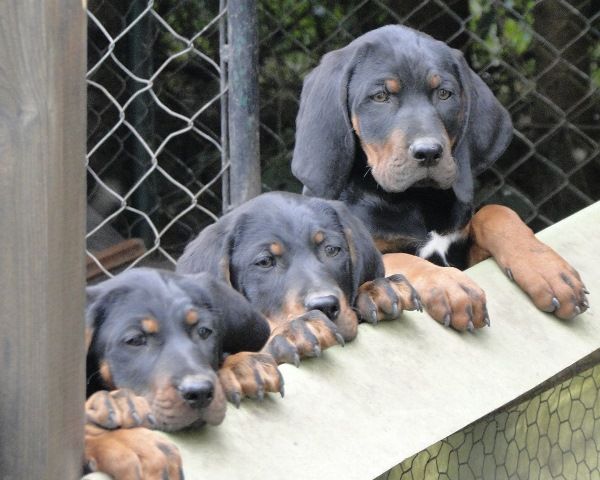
left=185, top=309, right=199, bottom=326
left=141, top=317, right=159, bottom=334
left=270, top=242, right=284, bottom=256
left=385, top=78, right=401, bottom=94
left=429, top=74, right=441, bottom=89
left=313, top=231, right=325, bottom=245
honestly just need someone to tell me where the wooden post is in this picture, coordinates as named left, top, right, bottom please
left=0, top=1, right=87, bottom=478
left=227, top=0, right=261, bottom=208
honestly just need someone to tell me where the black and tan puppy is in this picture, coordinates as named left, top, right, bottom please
left=84, top=268, right=281, bottom=479
left=177, top=191, right=421, bottom=366
left=292, top=25, right=588, bottom=330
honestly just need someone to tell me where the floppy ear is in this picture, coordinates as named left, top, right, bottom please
left=85, top=281, right=131, bottom=395
left=292, top=43, right=370, bottom=199
left=451, top=50, right=513, bottom=204
left=184, top=273, right=270, bottom=356
left=176, top=214, right=237, bottom=285
left=329, top=200, right=384, bottom=302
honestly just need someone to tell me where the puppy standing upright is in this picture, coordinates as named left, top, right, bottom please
left=292, top=25, right=588, bottom=330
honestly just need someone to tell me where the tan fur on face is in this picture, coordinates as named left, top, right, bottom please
left=428, top=74, right=441, bottom=89
left=185, top=309, right=199, bottom=326
left=149, top=373, right=225, bottom=431
left=269, top=242, right=284, bottom=256
left=385, top=78, right=401, bottom=93
left=313, top=231, right=325, bottom=245
left=99, top=361, right=114, bottom=388
left=362, top=128, right=457, bottom=192
left=265, top=290, right=306, bottom=327
left=141, top=317, right=159, bottom=334
left=351, top=115, right=360, bottom=135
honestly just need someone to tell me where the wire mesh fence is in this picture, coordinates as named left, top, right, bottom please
left=86, top=0, right=229, bottom=277
left=86, top=0, right=600, bottom=277
left=375, top=351, right=600, bottom=480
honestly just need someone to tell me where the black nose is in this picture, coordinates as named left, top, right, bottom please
left=305, top=295, right=340, bottom=320
left=410, top=141, right=443, bottom=167
left=177, top=378, right=214, bottom=408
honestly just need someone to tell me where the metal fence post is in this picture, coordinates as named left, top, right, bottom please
left=0, top=1, right=86, bottom=478
left=227, top=0, right=261, bottom=208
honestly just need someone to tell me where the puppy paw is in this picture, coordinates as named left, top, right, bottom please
left=86, top=389, right=156, bottom=430
left=413, top=266, right=489, bottom=331
left=356, top=275, right=422, bottom=324
left=267, top=310, right=346, bottom=365
left=499, top=238, right=589, bottom=320
left=218, top=352, right=284, bottom=407
left=84, top=425, right=183, bottom=480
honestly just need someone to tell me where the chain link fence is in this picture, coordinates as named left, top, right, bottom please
left=85, top=1, right=600, bottom=476
left=86, top=0, right=599, bottom=278
left=86, top=0, right=230, bottom=278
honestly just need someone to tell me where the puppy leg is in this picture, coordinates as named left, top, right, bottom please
left=266, top=310, right=347, bottom=366
left=469, top=204, right=588, bottom=319
left=356, top=275, right=422, bottom=324
left=384, top=253, right=488, bottom=331
left=86, top=389, right=156, bottom=430
left=218, top=352, right=284, bottom=407
left=84, top=424, right=183, bottom=480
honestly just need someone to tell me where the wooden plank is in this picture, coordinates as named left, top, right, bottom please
left=0, top=1, right=87, bottom=478
left=158, top=202, right=599, bottom=480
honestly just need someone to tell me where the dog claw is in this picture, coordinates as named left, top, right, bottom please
left=415, top=297, right=423, bottom=312
left=467, top=320, right=474, bottom=332
left=370, top=309, right=378, bottom=325
left=131, top=411, right=141, bottom=426
left=484, top=313, right=490, bottom=327
left=293, top=353, right=300, bottom=368
left=582, top=299, right=589, bottom=309
left=505, top=267, right=514, bottom=281
left=257, top=387, right=265, bottom=402
left=574, top=305, right=581, bottom=316
left=231, top=392, right=241, bottom=409
left=391, top=302, right=399, bottom=317
left=147, top=414, right=157, bottom=427
left=277, top=369, right=285, bottom=398
left=335, top=333, right=345, bottom=347
left=443, top=314, right=451, bottom=327
left=312, top=345, right=321, bottom=358
left=551, top=297, right=560, bottom=311
left=583, top=287, right=590, bottom=295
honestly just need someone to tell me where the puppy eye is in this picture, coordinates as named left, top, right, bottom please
left=197, top=327, right=213, bottom=340
left=255, top=256, right=275, bottom=268
left=438, top=88, right=452, bottom=100
left=372, top=91, right=389, bottom=103
left=123, top=333, right=146, bottom=347
left=324, top=245, right=341, bottom=257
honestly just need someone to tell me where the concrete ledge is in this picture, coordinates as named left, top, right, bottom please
left=85, top=202, right=600, bottom=480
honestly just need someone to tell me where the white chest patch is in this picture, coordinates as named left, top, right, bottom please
left=417, top=230, right=465, bottom=266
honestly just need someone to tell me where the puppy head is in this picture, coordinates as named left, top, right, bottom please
left=177, top=192, right=384, bottom=341
left=292, top=25, right=513, bottom=204
left=86, top=268, right=269, bottom=431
